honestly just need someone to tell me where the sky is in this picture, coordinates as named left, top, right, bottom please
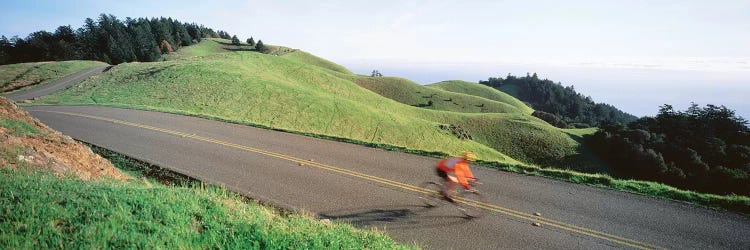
left=2, top=0, right=749, bottom=118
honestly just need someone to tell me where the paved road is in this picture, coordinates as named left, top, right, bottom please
left=4, top=65, right=111, bottom=101
left=26, top=105, right=750, bottom=249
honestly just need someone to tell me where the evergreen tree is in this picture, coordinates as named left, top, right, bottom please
left=0, top=13, right=228, bottom=65
left=255, top=39, right=265, bottom=51
left=0, top=36, right=10, bottom=64
left=184, top=23, right=202, bottom=42
left=52, top=25, right=78, bottom=60
left=171, top=19, right=192, bottom=46
left=150, top=17, right=175, bottom=54
left=480, top=74, right=637, bottom=127
left=587, top=104, right=750, bottom=196
left=129, top=20, right=160, bottom=62
left=98, top=14, right=136, bottom=64
left=246, top=37, right=255, bottom=46
left=231, top=35, right=240, bottom=45
left=217, top=30, right=231, bottom=39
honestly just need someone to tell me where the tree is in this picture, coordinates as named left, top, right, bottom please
left=586, top=103, right=750, bottom=196
left=130, top=21, right=160, bottom=62
left=217, top=30, right=231, bottom=39
left=150, top=17, right=176, bottom=54
left=255, top=39, right=265, bottom=51
left=246, top=37, right=255, bottom=46
left=371, top=70, right=383, bottom=77
left=0, top=36, right=10, bottom=64
left=184, top=23, right=203, bottom=42
left=479, top=73, right=637, bottom=127
left=0, top=13, right=224, bottom=65
left=231, top=35, right=240, bottom=45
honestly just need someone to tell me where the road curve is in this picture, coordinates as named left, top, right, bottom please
left=4, top=65, right=111, bottom=101
left=25, top=106, right=750, bottom=249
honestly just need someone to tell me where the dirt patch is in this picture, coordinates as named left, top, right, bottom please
left=438, top=124, right=473, bottom=140
left=0, top=97, right=129, bottom=181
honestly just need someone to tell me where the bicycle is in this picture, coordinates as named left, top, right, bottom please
left=418, top=179, right=487, bottom=218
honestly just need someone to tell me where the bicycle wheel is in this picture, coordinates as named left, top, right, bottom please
left=418, top=182, right=444, bottom=207
left=456, top=190, right=486, bottom=218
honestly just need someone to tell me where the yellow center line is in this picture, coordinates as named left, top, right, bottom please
left=37, top=110, right=662, bottom=250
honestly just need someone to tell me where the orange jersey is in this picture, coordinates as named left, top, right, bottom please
left=437, top=157, right=475, bottom=188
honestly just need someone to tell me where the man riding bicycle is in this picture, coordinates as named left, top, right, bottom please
left=435, top=151, right=478, bottom=201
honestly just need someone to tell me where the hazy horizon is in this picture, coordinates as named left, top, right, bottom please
left=2, top=0, right=749, bottom=119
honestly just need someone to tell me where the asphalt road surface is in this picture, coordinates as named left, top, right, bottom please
left=4, top=65, right=110, bottom=101
left=26, top=105, right=750, bottom=249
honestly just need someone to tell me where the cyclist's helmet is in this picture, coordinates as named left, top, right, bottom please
left=462, top=151, right=477, bottom=162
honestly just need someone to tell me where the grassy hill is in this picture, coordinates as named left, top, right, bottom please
left=427, top=80, right=535, bottom=115
left=0, top=60, right=106, bottom=93
left=350, top=76, right=526, bottom=114
left=32, top=39, right=589, bottom=167
left=163, top=39, right=228, bottom=60
left=277, top=49, right=353, bottom=74
left=480, top=76, right=638, bottom=127
left=170, top=39, right=353, bottom=75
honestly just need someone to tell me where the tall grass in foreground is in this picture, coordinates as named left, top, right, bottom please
left=0, top=168, right=413, bottom=249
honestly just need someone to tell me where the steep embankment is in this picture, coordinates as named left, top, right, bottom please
left=0, top=61, right=107, bottom=93
left=0, top=96, right=126, bottom=180
left=33, top=39, right=586, bottom=166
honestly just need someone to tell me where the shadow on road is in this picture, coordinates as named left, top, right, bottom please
left=319, top=204, right=476, bottom=230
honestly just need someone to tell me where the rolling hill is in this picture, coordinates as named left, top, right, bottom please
left=427, top=80, right=535, bottom=115
left=350, top=76, right=526, bottom=114
left=32, top=39, right=592, bottom=168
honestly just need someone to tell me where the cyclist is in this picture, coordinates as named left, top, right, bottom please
left=435, top=151, right=478, bottom=201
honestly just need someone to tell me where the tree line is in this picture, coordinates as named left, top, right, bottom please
left=479, top=73, right=638, bottom=128
left=586, top=104, right=750, bottom=196
left=0, top=14, right=235, bottom=65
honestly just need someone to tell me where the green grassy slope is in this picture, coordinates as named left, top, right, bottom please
left=428, top=80, right=534, bottom=115
left=0, top=60, right=107, bottom=92
left=172, top=38, right=353, bottom=75
left=351, top=76, right=526, bottom=114
left=34, top=39, right=587, bottom=167
left=0, top=168, right=410, bottom=249
left=163, top=39, right=227, bottom=60
left=280, top=50, right=353, bottom=74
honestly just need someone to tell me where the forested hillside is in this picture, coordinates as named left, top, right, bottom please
left=0, top=14, right=241, bottom=65
left=587, top=104, right=750, bottom=196
left=480, top=73, right=637, bottom=128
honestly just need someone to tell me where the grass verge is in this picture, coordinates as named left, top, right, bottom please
left=0, top=147, right=414, bottom=249
left=85, top=142, right=194, bottom=186
left=477, top=160, right=750, bottom=215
